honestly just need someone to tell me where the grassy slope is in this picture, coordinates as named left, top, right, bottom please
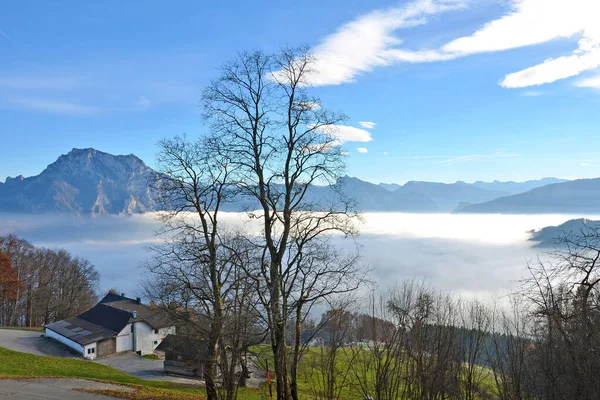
left=0, top=346, right=207, bottom=399
left=0, top=345, right=266, bottom=400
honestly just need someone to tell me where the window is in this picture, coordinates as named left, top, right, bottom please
left=87, top=348, right=95, bottom=354
left=154, top=329, right=159, bottom=334
left=154, top=341, right=158, bottom=345
left=131, top=324, right=134, bottom=332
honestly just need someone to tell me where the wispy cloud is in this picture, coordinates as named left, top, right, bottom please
left=580, top=162, right=600, bottom=167
left=577, top=74, right=600, bottom=90
left=307, top=0, right=468, bottom=85
left=357, top=147, right=369, bottom=153
left=358, top=121, right=376, bottom=129
left=522, top=91, right=545, bottom=97
left=309, top=0, right=600, bottom=89
left=137, top=95, right=151, bottom=110
left=440, top=152, right=520, bottom=166
left=313, top=124, right=373, bottom=144
left=0, top=30, right=20, bottom=49
left=441, top=155, right=481, bottom=166
left=11, top=98, right=101, bottom=115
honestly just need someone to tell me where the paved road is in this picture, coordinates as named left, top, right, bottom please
left=0, top=329, right=80, bottom=358
left=96, top=353, right=203, bottom=385
left=0, top=378, right=132, bottom=399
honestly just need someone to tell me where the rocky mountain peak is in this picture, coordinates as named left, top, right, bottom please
left=0, top=148, right=159, bottom=215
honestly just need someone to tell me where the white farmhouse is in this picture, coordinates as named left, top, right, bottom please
left=44, top=292, right=175, bottom=359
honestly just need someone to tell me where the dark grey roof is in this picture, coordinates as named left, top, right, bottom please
left=45, top=317, right=116, bottom=346
left=103, top=300, right=173, bottom=330
left=156, top=334, right=209, bottom=360
left=99, top=292, right=136, bottom=304
left=78, top=303, right=133, bottom=333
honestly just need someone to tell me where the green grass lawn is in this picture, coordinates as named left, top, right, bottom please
left=0, top=345, right=269, bottom=400
left=0, top=345, right=207, bottom=399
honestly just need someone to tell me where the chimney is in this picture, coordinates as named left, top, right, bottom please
left=132, top=311, right=137, bottom=319
left=136, top=297, right=141, bottom=304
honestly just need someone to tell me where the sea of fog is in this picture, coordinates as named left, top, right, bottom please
left=1, top=212, right=597, bottom=299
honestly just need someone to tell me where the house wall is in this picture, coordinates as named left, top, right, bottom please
left=133, top=323, right=175, bottom=355
left=83, top=342, right=98, bottom=359
left=153, top=326, right=176, bottom=348
left=97, top=338, right=116, bottom=358
left=116, top=323, right=134, bottom=352
left=45, top=328, right=84, bottom=355
left=133, top=321, right=154, bottom=355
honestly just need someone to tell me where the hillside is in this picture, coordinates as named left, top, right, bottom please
left=398, top=181, right=509, bottom=212
left=529, top=218, right=600, bottom=247
left=457, top=178, right=600, bottom=214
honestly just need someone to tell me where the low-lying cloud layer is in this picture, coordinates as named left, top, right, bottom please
left=1, top=212, right=595, bottom=298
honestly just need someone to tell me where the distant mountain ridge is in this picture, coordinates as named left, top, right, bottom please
left=0, top=148, right=159, bottom=215
left=377, top=178, right=568, bottom=212
left=456, top=178, right=600, bottom=214
left=529, top=219, right=600, bottom=248
left=0, top=148, right=577, bottom=215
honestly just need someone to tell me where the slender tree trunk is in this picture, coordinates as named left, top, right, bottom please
left=290, top=301, right=304, bottom=400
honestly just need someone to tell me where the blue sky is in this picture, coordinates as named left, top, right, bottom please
left=1, top=0, right=599, bottom=184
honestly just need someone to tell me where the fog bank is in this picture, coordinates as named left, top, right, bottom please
left=1, top=212, right=595, bottom=298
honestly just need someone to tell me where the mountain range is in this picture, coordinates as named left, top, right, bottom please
left=529, top=218, right=600, bottom=248
left=0, top=148, right=594, bottom=215
left=0, top=148, right=159, bottom=215
left=456, top=179, right=600, bottom=214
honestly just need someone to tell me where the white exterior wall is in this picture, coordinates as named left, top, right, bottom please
left=83, top=343, right=98, bottom=360
left=45, top=328, right=84, bottom=355
left=153, top=326, right=176, bottom=348
left=133, top=321, right=154, bottom=355
left=116, top=323, right=134, bottom=352
left=131, top=322, right=175, bottom=355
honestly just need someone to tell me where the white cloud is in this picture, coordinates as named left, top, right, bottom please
left=313, top=124, right=373, bottom=144
left=358, top=121, right=377, bottom=129
left=306, top=0, right=468, bottom=85
left=577, top=74, right=600, bottom=89
left=357, top=147, right=369, bottom=153
left=309, top=0, right=600, bottom=89
left=501, top=47, right=600, bottom=88
left=441, top=152, right=520, bottom=166
left=11, top=98, right=100, bottom=115
left=137, top=95, right=151, bottom=110
left=521, top=91, right=545, bottom=97
left=440, top=0, right=600, bottom=88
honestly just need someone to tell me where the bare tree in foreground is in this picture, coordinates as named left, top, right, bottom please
left=202, top=47, right=362, bottom=400
left=145, top=136, right=261, bottom=400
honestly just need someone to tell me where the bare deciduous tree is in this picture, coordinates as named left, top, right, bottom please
left=202, top=47, right=361, bottom=400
